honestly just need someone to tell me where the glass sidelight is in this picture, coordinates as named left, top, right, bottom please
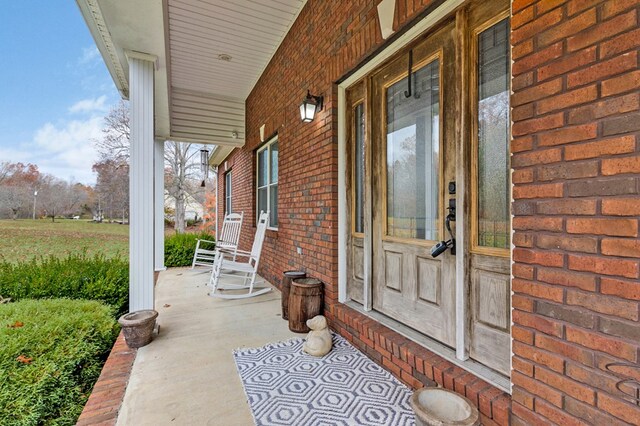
left=354, top=103, right=365, bottom=234
left=385, top=58, right=441, bottom=241
left=474, top=19, right=510, bottom=251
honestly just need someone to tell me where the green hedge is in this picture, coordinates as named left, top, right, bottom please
left=164, top=232, right=215, bottom=267
left=0, top=299, right=119, bottom=425
left=0, top=253, right=129, bottom=317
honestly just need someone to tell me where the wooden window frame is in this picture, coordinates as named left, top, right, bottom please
left=470, top=11, right=511, bottom=258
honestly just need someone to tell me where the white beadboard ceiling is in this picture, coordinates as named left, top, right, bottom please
left=76, top=0, right=306, bottom=153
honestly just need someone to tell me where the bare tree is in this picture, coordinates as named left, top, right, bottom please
left=164, top=141, right=201, bottom=233
left=0, top=185, right=29, bottom=219
left=94, top=101, right=204, bottom=233
left=38, top=177, right=67, bottom=222
left=92, top=159, right=129, bottom=222
left=0, top=162, right=12, bottom=185
left=96, top=100, right=130, bottom=162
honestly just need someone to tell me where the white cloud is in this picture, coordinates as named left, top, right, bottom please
left=78, top=46, right=101, bottom=66
left=1, top=116, right=105, bottom=185
left=68, top=95, right=108, bottom=114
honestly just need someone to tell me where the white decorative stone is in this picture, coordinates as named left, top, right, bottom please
left=302, top=315, right=332, bottom=357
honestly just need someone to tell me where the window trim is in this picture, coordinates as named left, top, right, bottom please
left=225, top=170, right=232, bottom=215
left=470, top=12, right=511, bottom=258
left=256, top=136, right=278, bottom=230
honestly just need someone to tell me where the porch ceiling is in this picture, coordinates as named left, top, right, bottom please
left=76, top=0, right=306, bottom=154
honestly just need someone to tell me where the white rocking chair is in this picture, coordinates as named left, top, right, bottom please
left=191, top=212, right=243, bottom=270
left=209, top=211, right=271, bottom=299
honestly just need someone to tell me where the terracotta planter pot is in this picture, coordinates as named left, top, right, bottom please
left=410, top=387, right=480, bottom=426
left=118, top=310, right=158, bottom=349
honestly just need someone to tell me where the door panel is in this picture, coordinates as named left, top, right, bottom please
left=372, top=21, right=457, bottom=346
left=417, top=257, right=440, bottom=305
left=470, top=255, right=511, bottom=374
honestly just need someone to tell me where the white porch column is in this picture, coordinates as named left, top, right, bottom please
left=128, top=52, right=156, bottom=312
left=154, top=138, right=165, bottom=271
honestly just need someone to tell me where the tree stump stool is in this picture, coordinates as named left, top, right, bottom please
left=281, top=271, right=306, bottom=320
left=288, top=278, right=323, bottom=333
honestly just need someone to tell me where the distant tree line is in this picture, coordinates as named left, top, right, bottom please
left=0, top=162, right=93, bottom=220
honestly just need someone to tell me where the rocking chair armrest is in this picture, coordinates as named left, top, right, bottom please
left=197, top=239, right=216, bottom=244
left=233, top=249, right=252, bottom=256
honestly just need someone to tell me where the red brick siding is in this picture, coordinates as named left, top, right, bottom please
left=511, top=0, right=640, bottom=424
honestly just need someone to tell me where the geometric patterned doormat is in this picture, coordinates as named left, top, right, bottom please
left=233, top=333, right=415, bottom=426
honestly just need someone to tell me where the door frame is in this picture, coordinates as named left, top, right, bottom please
left=336, top=0, right=512, bottom=393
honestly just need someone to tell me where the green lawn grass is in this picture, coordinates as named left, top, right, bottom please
left=0, top=219, right=128, bottom=263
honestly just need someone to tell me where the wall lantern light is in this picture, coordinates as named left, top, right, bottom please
left=300, top=90, right=324, bottom=122
left=200, top=147, right=210, bottom=187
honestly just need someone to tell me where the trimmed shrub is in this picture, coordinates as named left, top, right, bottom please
left=0, top=299, right=119, bottom=425
left=164, top=232, right=215, bottom=267
left=0, top=253, right=129, bottom=317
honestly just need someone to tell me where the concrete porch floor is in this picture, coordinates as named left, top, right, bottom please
left=116, top=267, right=298, bottom=426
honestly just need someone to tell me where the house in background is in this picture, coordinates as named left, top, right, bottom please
left=78, top=0, right=640, bottom=424
left=164, top=190, right=204, bottom=222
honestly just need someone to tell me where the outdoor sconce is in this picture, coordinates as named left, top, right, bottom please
left=300, top=90, right=324, bottom=122
left=200, top=147, right=210, bottom=187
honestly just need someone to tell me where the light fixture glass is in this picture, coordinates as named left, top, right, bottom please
left=300, top=90, right=323, bottom=122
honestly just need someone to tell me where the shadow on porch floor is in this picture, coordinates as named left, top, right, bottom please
left=116, top=267, right=298, bottom=426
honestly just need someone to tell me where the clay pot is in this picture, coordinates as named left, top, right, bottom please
left=410, top=387, right=480, bottom=426
left=118, top=310, right=158, bottom=349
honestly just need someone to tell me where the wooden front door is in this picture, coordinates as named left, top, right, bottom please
left=370, top=21, right=457, bottom=346
left=344, top=0, right=511, bottom=375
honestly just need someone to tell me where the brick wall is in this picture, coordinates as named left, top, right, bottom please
left=510, top=0, right=640, bottom=424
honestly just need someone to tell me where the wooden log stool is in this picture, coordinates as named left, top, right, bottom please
left=281, top=271, right=306, bottom=320
left=288, top=278, right=323, bottom=333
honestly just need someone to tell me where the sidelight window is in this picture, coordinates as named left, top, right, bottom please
left=473, top=18, right=511, bottom=251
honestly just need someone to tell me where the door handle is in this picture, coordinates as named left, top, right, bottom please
left=431, top=199, right=456, bottom=258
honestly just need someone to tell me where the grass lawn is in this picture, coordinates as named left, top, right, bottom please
left=0, top=219, right=128, bottom=263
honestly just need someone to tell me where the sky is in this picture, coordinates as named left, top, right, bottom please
left=0, top=1, right=120, bottom=185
